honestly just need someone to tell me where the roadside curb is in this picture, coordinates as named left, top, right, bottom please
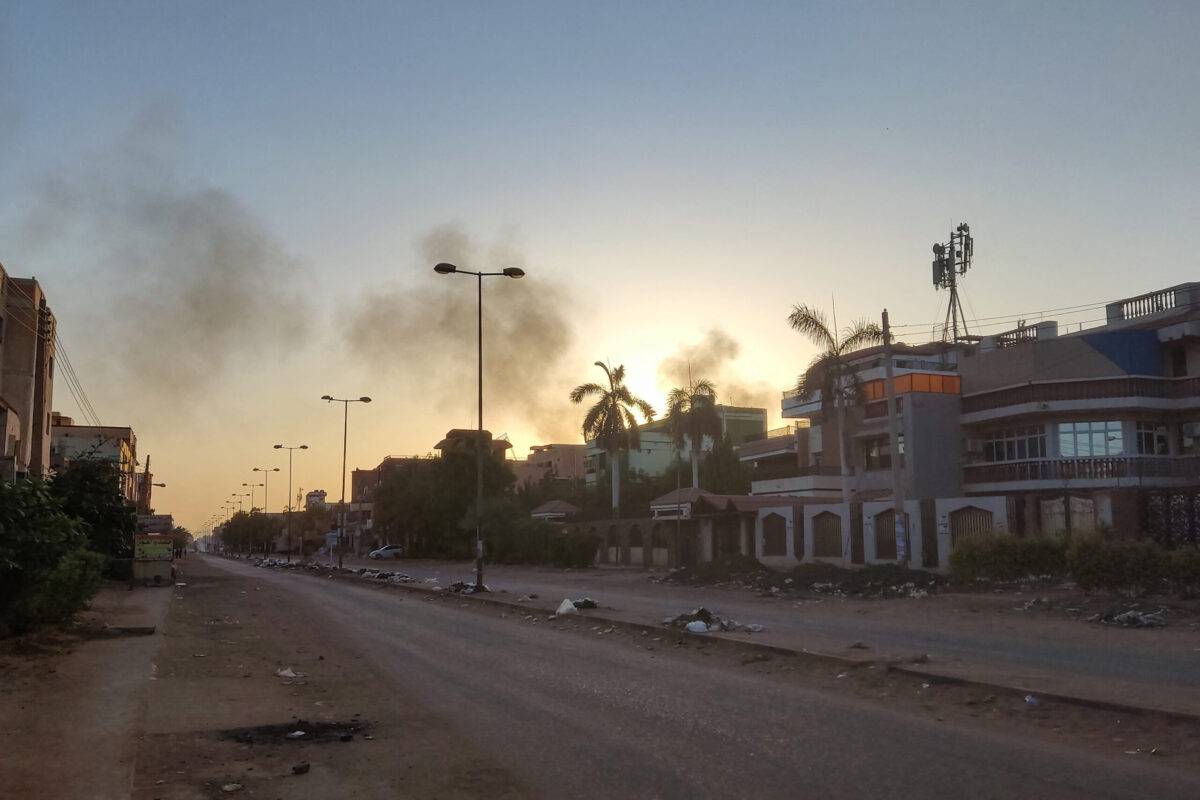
left=229, top=557, right=1200, bottom=726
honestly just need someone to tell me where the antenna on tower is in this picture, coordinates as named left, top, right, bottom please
left=931, top=221, right=974, bottom=342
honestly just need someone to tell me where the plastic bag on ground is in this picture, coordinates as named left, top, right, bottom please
left=556, top=598, right=578, bottom=615
left=685, top=620, right=710, bottom=633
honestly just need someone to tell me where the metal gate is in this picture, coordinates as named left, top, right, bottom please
left=1141, top=490, right=1200, bottom=548
left=949, top=506, right=994, bottom=547
left=874, top=509, right=897, bottom=560
left=812, top=511, right=843, bottom=558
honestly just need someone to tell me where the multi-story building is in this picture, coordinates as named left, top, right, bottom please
left=0, top=264, right=57, bottom=480
left=50, top=415, right=139, bottom=502
left=743, top=282, right=1200, bottom=542
left=511, top=443, right=587, bottom=488
left=585, top=405, right=767, bottom=486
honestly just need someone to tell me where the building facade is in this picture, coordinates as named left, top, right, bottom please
left=585, top=405, right=767, bottom=486
left=744, top=282, right=1200, bottom=545
left=50, top=416, right=139, bottom=502
left=0, top=265, right=57, bottom=479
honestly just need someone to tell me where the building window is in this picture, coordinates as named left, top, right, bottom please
left=1058, top=421, right=1123, bottom=457
left=1136, top=422, right=1169, bottom=455
left=1182, top=422, right=1200, bottom=456
left=862, top=435, right=903, bottom=471
left=982, top=426, right=1046, bottom=462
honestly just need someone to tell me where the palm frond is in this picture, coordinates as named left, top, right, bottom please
left=569, top=382, right=604, bottom=404
left=787, top=304, right=836, bottom=351
left=838, top=319, right=884, bottom=354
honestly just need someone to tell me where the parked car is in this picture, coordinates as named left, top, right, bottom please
left=368, top=544, right=404, bottom=560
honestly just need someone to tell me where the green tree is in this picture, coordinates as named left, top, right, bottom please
left=569, top=362, right=655, bottom=517
left=702, top=433, right=750, bottom=494
left=788, top=304, right=882, bottom=503
left=169, top=526, right=193, bottom=553
left=50, top=459, right=138, bottom=559
left=0, top=479, right=103, bottom=634
left=666, top=379, right=723, bottom=489
left=373, top=450, right=514, bottom=559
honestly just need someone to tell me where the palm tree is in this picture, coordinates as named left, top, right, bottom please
left=666, top=379, right=723, bottom=490
left=788, top=304, right=883, bottom=503
left=570, top=362, right=655, bottom=517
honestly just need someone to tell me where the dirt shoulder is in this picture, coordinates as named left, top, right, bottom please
left=0, top=582, right=172, bottom=799
left=132, top=558, right=525, bottom=799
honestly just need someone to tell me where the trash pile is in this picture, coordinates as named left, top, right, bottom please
left=448, top=580, right=491, bottom=594
left=553, top=597, right=599, bottom=615
left=660, top=556, right=943, bottom=600
left=356, top=568, right=416, bottom=585
left=662, top=607, right=765, bottom=634
left=1087, top=606, right=1168, bottom=628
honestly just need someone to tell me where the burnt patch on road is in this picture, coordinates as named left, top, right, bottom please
left=220, top=718, right=368, bottom=745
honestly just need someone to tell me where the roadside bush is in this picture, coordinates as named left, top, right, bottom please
left=1067, top=539, right=1170, bottom=593
left=949, top=535, right=1068, bottom=582
left=8, top=550, right=105, bottom=631
left=487, top=516, right=599, bottom=568
left=1168, top=548, right=1200, bottom=595
left=0, top=480, right=101, bottom=635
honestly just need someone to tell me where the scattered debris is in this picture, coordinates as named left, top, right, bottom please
left=286, top=730, right=307, bottom=739
left=221, top=784, right=243, bottom=793
left=848, top=641, right=869, bottom=650
left=662, top=607, right=764, bottom=633
left=556, top=599, right=579, bottom=615
left=1087, top=607, right=1168, bottom=628
left=276, top=667, right=308, bottom=678
left=291, top=762, right=311, bottom=775
left=449, top=580, right=491, bottom=594
left=685, top=620, right=710, bottom=634
left=572, top=597, right=598, bottom=610
left=1024, top=694, right=1039, bottom=707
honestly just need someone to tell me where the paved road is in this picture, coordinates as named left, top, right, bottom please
left=205, top=555, right=1199, bottom=799
left=330, top=556, right=1200, bottom=713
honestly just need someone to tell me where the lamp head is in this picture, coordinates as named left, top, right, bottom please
left=360, top=396, right=372, bottom=403
left=434, top=262, right=458, bottom=274
left=502, top=267, right=525, bottom=278
left=274, top=444, right=283, bottom=449
left=321, top=395, right=333, bottom=401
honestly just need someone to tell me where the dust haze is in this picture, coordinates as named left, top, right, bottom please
left=17, top=104, right=311, bottom=401
left=345, top=224, right=577, bottom=443
left=657, top=328, right=775, bottom=414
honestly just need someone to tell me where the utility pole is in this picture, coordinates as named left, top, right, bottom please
left=882, top=309, right=909, bottom=564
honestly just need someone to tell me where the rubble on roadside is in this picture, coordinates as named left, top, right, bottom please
left=663, top=606, right=765, bottom=634
left=1087, top=606, right=1168, bottom=628
left=658, top=555, right=944, bottom=600
left=448, top=580, right=491, bottom=594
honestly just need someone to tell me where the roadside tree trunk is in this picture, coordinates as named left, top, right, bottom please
left=610, top=450, right=621, bottom=517
left=836, top=397, right=852, bottom=505
left=690, top=440, right=700, bottom=489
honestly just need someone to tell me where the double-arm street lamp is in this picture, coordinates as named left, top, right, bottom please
left=321, top=395, right=371, bottom=569
left=274, top=444, right=308, bottom=561
left=242, top=482, right=264, bottom=512
left=433, top=261, right=525, bottom=592
left=252, top=466, right=280, bottom=512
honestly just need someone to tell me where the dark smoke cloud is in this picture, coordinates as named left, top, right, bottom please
left=18, top=104, right=312, bottom=398
left=657, top=328, right=775, bottom=413
left=345, top=224, right=577, bottom=442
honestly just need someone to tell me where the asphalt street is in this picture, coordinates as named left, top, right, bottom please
left=205, top=555, right=1200, bottom=799
left=335, top=556, right=1200, bottom=711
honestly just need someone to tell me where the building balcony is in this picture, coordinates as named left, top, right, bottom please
left=737, top=426, right=803, bottom=460
left=960, top=376, right=1200, bottom=424
left=963, top=455, right=1200, bottom=492
left=750, top=464, right=843, bottom=497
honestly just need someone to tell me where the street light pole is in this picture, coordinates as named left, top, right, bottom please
left=433, top=261, right=525, bottom=592
left=242, top=482, right=264, bottom=512
left=252, top=466, right=280, bottom=512
left=320, top=396, right=372, bottom=569
left=274, top=445, right=308, bottom=562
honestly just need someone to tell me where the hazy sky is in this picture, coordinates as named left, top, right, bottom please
left=2, top=2, right=1197, bottom=530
